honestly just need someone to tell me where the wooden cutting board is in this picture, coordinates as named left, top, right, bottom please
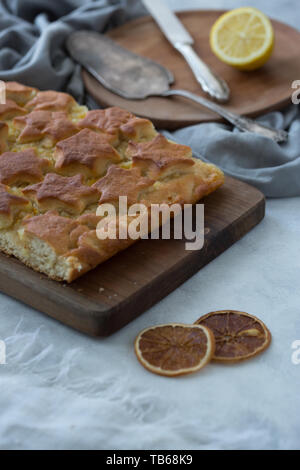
left=83, top=10, right=300, bottom=129
left=0, top=176, right=265, bottom=337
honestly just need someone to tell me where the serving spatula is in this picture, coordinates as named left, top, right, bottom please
left=67, top=31, right=288, bottom=143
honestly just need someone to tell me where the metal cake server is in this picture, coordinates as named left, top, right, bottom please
left=67, top=31, right=288, bottom=143
left=141, top=0, right=230, bottom=102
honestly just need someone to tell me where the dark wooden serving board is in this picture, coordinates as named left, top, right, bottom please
left=83, top=10, right=300, bottom=130
left=0, top=176, right=265, bottom=337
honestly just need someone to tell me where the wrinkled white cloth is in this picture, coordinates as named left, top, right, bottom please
left=0, top=0, right=300, bottom=450
left=1, top=198, right=300, bottom=450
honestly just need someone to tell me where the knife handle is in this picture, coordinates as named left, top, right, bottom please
left=175, top=43, right=230, bottom=102
left=163, top=88, right=288, bottom=143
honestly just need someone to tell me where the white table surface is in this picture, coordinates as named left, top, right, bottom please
left=1, top=0, right=300, bottom=450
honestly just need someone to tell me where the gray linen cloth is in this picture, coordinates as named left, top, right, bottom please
left=0, top=0, right=299, bottom=197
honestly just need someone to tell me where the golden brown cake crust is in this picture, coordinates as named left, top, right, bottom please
left=53, top=128, right=121, bottom=176
left=14, top=110, right=79, bottom=144
left=93, top=166, right=154, bottom=205
left=78, top=107, right=134, bottom=139
left=22, top=210, right=84, bottom=255
left=128, top=134, right=194, bottom=179
left=5, top=82, right=37, bottom=105
left=78, top=108, right=157, bottom=145
left=76, top=212, right=101, bottom=228
left=26, top=90, right=76, bottom=112
left=0, top=149, right=49, bottom=185
left=0, top=99, right=27, bottom=120
left=0, top=81, right=224, bottom=282
left=0, top=183, right=28, bottom=215
left=0, top=122, right=8, bottom=154
left=23, top=173, right=99, bottom=214
left=120, top=117, right=156, bottom=141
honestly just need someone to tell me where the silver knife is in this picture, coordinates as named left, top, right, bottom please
left=141, top=0, right=230, bottom=102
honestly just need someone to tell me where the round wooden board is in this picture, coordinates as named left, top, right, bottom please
left=82, top=10, right=300, bottom=130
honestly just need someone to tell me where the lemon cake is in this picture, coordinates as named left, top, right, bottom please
left=0, top=81, right=224, bottom=282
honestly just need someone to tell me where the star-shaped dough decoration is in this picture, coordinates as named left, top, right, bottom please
left=23, top=173, right=99, bottom=215
left=0, top=184, right=29, bottom=215
left=78, top=107, right=134, bottom=145
left=127, top=134, right=194, bottom=178
left=21, top=210, right=87, bottom=255
left=21, top=210, right=104, bottom=272
left=0, top=183, right=30, bottom=229
left=54, top=128, right=122, bottom=177
left=0, top=99, right=27, bottom=120
left=25, top=90, right=76, bottom=112
left=5, top=81, right=37, bottom=105
left=14, top=110, right=79, bottom=144
left=120, top=117, right=157, bottom=142
left=0, top=149, right=49, bottom=186
left=93, top=166, right=154, bottom=205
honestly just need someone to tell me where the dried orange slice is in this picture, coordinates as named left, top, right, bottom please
left=135, top=323, right=215, bottom=377
left=195, top=310, right=271, bottom=363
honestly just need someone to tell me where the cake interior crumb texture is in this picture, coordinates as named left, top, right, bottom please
left=0, top=82, right=224, bottom=282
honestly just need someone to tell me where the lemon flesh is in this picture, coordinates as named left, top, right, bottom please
left=210, top=7, right=274, bottom=71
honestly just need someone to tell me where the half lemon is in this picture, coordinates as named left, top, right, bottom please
left=210, top=7, right=274, bottom=71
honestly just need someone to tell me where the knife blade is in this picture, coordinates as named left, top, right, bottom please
left=142, top=0, right=193, bottom=45
left=141, top=0, right=230, bottom=102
